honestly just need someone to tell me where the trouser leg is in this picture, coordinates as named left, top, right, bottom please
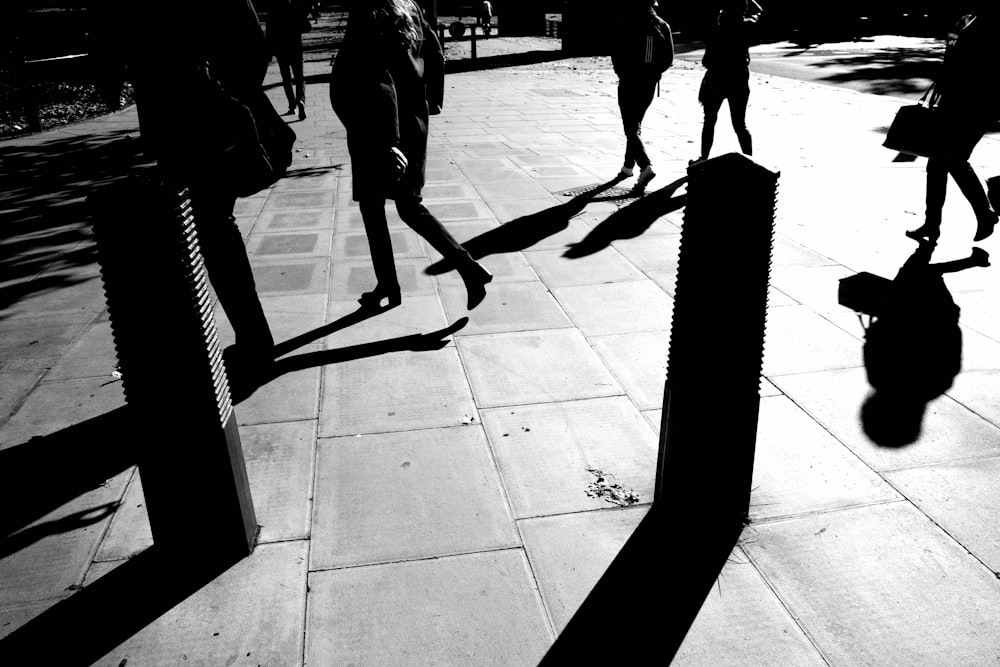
left=729, top=90, right=752, bottom=155
left=359, top=198, right=400, bottom=289
left=395, top=195, right=473, bottom=267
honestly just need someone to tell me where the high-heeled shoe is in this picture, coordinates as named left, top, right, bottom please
left=297, top=101, right=306, bottom=121
left=459, top=262, right=493, bottom=310
left=357, top=284, right=401, bottom=310
left=905, top=223, right=940, bottom=243
left=974, top=211, right=998, bottom=242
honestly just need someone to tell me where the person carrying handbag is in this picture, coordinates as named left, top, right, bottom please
left=906, top=3, right=1000, bottom=244
left=130, top=0, right=288, bottom=384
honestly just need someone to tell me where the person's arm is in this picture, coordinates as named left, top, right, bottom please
left=421, top=15, right=445, bottom=114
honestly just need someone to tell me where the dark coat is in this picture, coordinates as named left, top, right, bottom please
left=331, top=9, right=444, bottom=201
left=611, top=8, right=672, bottom=81
left=265, top=0, right=308, bottom=58
left=131, top=0, right=270, bottom=182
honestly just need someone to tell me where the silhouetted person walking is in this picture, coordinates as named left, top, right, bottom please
left=612, top=0, right=673, bottom=192
left=694, top=0, right=761, bottom=164
left=331, top=0, right=492, bottom=310
left=130, top=0, right=276, bottom=378
left=266, top=0, right=311, bottom=119
left=907, top=3, right=1000, bottom=244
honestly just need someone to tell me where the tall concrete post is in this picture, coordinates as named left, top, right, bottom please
left=656, top=153, right=779, bottom=527
left=91, top=176, right=258, bottom=557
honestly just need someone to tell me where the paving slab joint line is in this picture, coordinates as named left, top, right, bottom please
left=305, top=544, right=529, bottom=575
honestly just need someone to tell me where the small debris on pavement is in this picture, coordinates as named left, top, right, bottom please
left=460, top=414, right=476, bottom=425
left=585, top=466, right=640, bottom=506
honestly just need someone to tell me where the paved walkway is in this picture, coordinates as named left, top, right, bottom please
left=3, top=23, right=1000, bottom=666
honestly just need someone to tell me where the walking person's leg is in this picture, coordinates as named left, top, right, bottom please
left=632, top=78, right=657, bottom=190
left=728, top=87, right=753, bottom=156
left=396, top=195, right=492, bottom=309
left=697, top=77, right=723, bottom=162
left=358, top=198, right=402, bottom=308
left=292, top=42, right=306, bottom=120
left=277, top=54, right=296, bottom=114
left=909, top=157, right=947, bottom=242
left=618, top=79, right=639, bottom=176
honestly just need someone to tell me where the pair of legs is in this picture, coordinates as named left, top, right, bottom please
left=909, top=118, right=997, bottom=243
left=617, top=76, right=657, bottom=175
left=277, top=50, right=306, bottom=119
left=358, top=195, right=492, bottom=309
left=698, top=82, right=752, bottom=160
left=190, top=186, right=274, bottom=369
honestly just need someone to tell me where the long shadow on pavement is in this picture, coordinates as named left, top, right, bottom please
left=424, top=177, right=626, bottom=276
left=563, top=176, right=687, bottom=259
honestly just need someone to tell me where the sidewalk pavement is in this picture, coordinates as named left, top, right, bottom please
left=3, top=25, right=1000, bottom=665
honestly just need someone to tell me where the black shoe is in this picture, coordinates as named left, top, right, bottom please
left=986, top=176, right=1000, bottom=214
left=974, top=211, right=998, bottom=242
left=460, top=262, right=493, bottom=310
left=905, top=223, right=940, bottom=243
left=297, top=101, right=306, bottom=121
left=358, top=284, right=402, bottom=310
left=285, top=106, right=297, bottom=116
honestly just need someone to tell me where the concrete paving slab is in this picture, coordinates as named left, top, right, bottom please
left=0, top=601, right=55, bottom=641
left=958, top=326, right=1000, bottom=371
left=271, top=169, right=338, bottom=192
left=426, top=199, right=495, bottom=221
left=745, top=502, right=1000, bottom=666
left=612, top=234, right=681, bottom=271
left=487, top=198, right=563, bottom=224
left=420, top=182, right=480, bottom=201
left=441, top=281, right=572, bottom=335
left=305, top=550, right=552, bottom=666
left=0, top=370, right=42, bottom=422
left=433, top=250, right=540, bottom=285
left=232, top=196, right=266, bottom=217
left=458, top=329, right=622, bottom=408
left=884, top=457, right=1000, bottom=573
left=0, top=469, right=129, bottom=606
left=774, top=368, right=1000, bottom=471
left=0, top=316, right=87, bottom=364
left=254, top=207, right=335, bottom=232
left=769, top=265, right=855, bottom=314
left=752, top=396, right=900, bottom=521
left=480, top=396, right=656, bottom=518
left=319, top=347, right=477, bottom=437
left=262, top=190, right=336, bottom=211
left=0, top=377, right=125, bottom=450
left=526, top=247, right=643, bottom=287
left=94, top=471, right=150, bottom=561
left=323, top=295, right=450, bottom=348
left=333, top=228, right=425, bottom=262
left=948, top=369, right=1000, bottom=429
left=236, top=367, right=320, bottom=426
left=474, top=179, right=556, bottom=202
left=672, top=553, right=828, bottom=667
left=591, top=331, right=669, bottom=410
left=335, top=206, right=407, bottom=232
left=95, top=541, right=308, bottom=667
left=519, top=506, right=648, bottom=632
left=552, top=281, right=673, bottom=337
left=248, top=230, right=333, bottom=259
left=44, top=321, right=118, bottom=381
left=311, top=426, right=517, bottom=569
left=250, top=258, right=329, bottom=296
left=328, top=257, right=436, bottom=302
left=763, top=306, right=862, bottom=377
left=0, top=274, right=106, bottom=323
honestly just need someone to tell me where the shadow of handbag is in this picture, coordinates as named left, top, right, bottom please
left=883, top=86, right=944, bottom=159
left=219, top=91, right=297, bottom=198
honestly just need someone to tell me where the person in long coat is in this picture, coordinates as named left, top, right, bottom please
left=266, top=0, right=310, bottom=119
left=331, top=0, right=492, bottom=310
left=131, top=0, right=275, bottom=380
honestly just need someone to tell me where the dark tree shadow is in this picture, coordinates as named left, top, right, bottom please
left=806, top=48, right=942, bottom=97
left=0, top=130, right=140, bottom=319
left=424, top=177, right=627, bottom=275
left=540, top=505, right=745, bottom=663
left=563, top=176, right=688, bottom=259
left=840, top=241, right=988, bottom=447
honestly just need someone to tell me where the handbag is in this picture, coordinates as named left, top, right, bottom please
left=219, top=90, right=296, bottom=198
left=883, top=86, right=944, bottom=158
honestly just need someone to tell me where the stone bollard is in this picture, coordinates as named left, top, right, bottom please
left=90, top=176, right=257, bottom=556
left=656, top=153, right=779, bottom=527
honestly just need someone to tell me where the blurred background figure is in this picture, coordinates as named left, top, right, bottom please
left=330, top=0, right=493, bottom=311
left=694, top=0, right=762, bottom=164
left=266, top=0, right=314, bottom=120
left=480, top=0, right=494, bottom=37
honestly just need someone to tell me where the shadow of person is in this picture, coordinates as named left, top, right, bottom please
left=424, top=177, right=626, bottom=276
left=563, top=176, right=687, bottom=259
left=848, top=241, right=989, bottom=447
left=226, top=314, right=470, bottom=402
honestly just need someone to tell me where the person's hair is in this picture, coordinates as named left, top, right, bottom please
left=372, top=0, right=423, bottom=50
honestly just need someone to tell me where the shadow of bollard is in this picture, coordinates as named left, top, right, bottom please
left=89, top=176, right=257, bottom=556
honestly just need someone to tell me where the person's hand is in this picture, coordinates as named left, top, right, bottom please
left=388, top=146, right=408, bottom=182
